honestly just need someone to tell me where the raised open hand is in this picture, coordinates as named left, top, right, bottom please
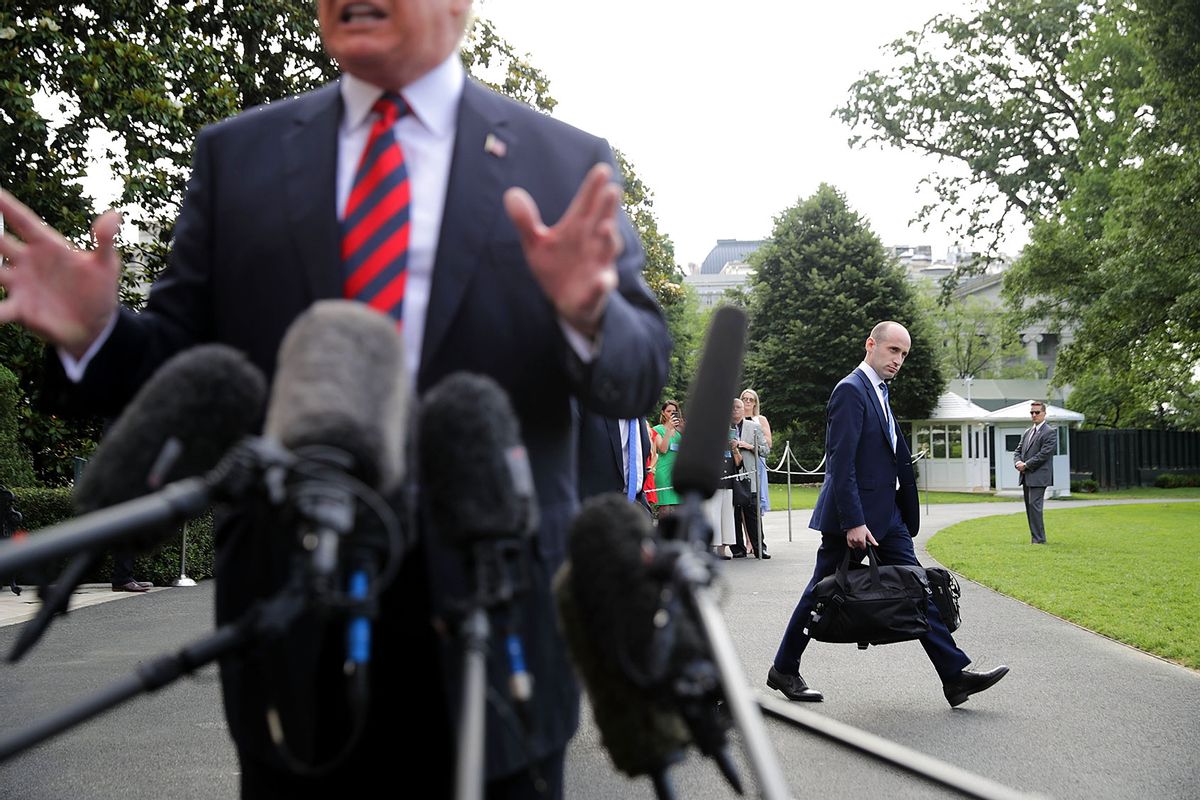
left=503, top=162, right=622, bottom=339
left=0, top=189, right=122, bottom=359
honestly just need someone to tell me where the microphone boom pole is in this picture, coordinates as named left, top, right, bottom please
left=666, top=306, right=792, bottom=800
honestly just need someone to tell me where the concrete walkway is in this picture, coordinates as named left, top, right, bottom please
left=566, top=499, right=1200, bottom=800
left=0, top=499, right=1196, bottom=798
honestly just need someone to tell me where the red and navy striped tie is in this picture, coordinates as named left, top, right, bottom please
left=342, top=93, right=410, bottom=323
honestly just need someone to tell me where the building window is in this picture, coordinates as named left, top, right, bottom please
left=932, top=427, right=947, bottom=459
left=915, top=426, right=931, bottom=458
left=1036, top=333, right=1058, bottom=357
left=949, top=428, right=963, bottom=458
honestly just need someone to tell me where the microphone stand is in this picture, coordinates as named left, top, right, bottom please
left=452, top=538, right=530, bottom=800
left=0, top=573, right=310, bottom=763
left=0, top=437, right=406, bottom=768
left=752, top=425, right=764, bottom=559
left=658, top=494, right=792, bottom=800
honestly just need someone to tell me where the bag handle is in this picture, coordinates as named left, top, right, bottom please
left=836, top=544, right=881, bottom=591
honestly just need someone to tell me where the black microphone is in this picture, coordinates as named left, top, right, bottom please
left=8, top=345, right=266, bottom=663
left=557, top=495, right=690, bottom=790
left=671, top=306, right=747, bottom=499
left=262, top=299, right=408, bottom=673
left=416, top=371, right=538, bottom=729
left=74, top=343, right=268, bottom=515
left=559, top=495, right=741, bottom=798
left=264, top=300, right=406, bottom=495
left=417, top=371, right=537, bottom=548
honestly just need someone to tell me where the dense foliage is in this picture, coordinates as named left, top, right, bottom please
left=744, top=185, right=944, bottom=462
left=837, top=0, right=1200, bottom=430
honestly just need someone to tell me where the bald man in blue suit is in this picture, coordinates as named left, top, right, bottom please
left=767, top=322, right=1008, bottom=707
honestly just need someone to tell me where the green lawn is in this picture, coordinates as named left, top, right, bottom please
left=765, top=483, right=1200, bottom=510
left=928, top=502, right=1200, bottom=670
left=1063, top=486, right=1200, bottom=500
left=765, top=484, right=1012, bottom=509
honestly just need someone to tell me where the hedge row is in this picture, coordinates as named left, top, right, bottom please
left=1154, top=472, right=1200, bottom=488
left=6, top=487, right=215, bottom=587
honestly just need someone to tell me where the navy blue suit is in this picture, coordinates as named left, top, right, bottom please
left=576, top=410, right=651, bottom=508
left=45, top=77, right=669, bottom=796
left=773, top=368, right=970, bottom=681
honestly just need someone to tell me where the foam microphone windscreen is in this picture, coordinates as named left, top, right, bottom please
left=417, top=372, right=537, bottom=548
left=74, top=344, right=267, bottom=514
left=672, top=306, right=746, bottom=498
left=555, top=495, right=690, bottom=777
left=263, top=300, right=407, bottom=493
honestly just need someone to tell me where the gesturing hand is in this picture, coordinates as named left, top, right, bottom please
left=0, top=189, right=121, bottom=359
left=503, top=163, right=622, bottom=339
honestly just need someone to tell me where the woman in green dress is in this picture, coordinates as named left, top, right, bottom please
left=651, top=399, right=684, bottom=517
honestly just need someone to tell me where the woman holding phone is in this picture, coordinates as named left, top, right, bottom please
left=652, top=399, right=684, bottom=517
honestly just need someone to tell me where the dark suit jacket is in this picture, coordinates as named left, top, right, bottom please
left=1016, top=423, right=1057, bottom=488
left=47, top=78, right=669, bottom=782
left=576, top=411, right=652, bottom=506
left=809, top=368, right=919, bottom=539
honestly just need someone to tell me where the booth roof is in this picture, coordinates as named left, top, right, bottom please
left=916, top=391, right=992, bottom=421
left=985, top=399, right=1085, bottom=424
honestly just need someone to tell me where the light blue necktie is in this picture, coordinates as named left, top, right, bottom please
left=626, top=420, right=639, bottom=501
left=880, top=382, right=897, bottom=452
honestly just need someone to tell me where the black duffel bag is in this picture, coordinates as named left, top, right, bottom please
left=926, top=567, right=962, bottom=633
left=805, top=545, right=931, bottom=647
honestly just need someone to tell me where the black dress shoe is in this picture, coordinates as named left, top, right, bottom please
left=134, top=580, right=153, bottom=588
left=760, top=551, right=771, bottom=559
left=767, top=666, right=823, bottom=702
left=112, top=581, right=150, bottom=593
left=943, top=665, right=1010, bottom=707
left=732, top=553, right=747, bottom=559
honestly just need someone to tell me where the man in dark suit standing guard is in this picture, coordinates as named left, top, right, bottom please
left=0, top=1, right=669, bottom=795
left=1015, top=400, right=1057, bottom=544
left=767, top=322, right=1007, bottom=708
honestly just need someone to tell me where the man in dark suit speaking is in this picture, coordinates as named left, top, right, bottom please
left=766, top=321, right=1007, bottom=708
left=0, top=1, right=669, bottom=796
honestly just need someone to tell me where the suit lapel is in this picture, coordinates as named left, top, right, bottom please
left=854, top=369, right=893, bottom=456
left=606, top=418, right=624, bottom=477
left=420, top=81, right=514, bottom=382
left=282, top=82, right=343, bottom=302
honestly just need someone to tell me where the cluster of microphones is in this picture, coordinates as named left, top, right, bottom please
left=0, top=301, right=760, bottom=798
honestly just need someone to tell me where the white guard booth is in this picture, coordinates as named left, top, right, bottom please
left=908, top=392, right=992, bottom=492
left=988, top=400, right=1085, bottom=498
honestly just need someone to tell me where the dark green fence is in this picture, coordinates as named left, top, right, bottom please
left=1070, top=428, right=1200, bottom=488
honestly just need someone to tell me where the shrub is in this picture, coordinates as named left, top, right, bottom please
left=7, top=487, right=216, bottom=586
left=0, top=366, right=37, bottom=488
left=1155, top=473, right=1200, bottom=489
left=1071, top=479, right=1099, bottom=493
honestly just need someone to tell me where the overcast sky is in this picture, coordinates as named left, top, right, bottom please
left=480, top=0, right=1028, bottom=268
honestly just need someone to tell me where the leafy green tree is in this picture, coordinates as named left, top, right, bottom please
left=839, top=0, right=1200, bottom=431
left=919, top=292, right=1041, bottom=379
left=835, top=0, right=1144, bottom=264
left=744, top=185, right=944, bottom=463
left=610, top=149, right=694, bottom=408
left=0, top=366, right=37, bottom=488
left=1003, top=0, right=1200, bottom=428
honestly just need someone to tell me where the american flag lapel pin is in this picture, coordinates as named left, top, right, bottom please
left=484, top=133, right=507, bottom=158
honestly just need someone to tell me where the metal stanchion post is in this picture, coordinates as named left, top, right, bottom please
left=784, top=442, right=793, bottom=543
left=171, top=521, right=197, bottom=588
